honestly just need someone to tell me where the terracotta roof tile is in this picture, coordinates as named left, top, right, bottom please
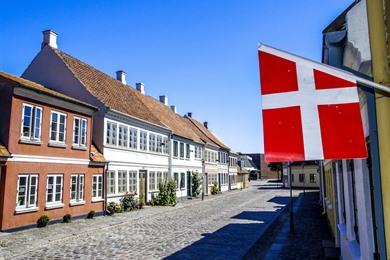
left=52, top=48, right=165, bottom=128
left=0, top=143, right=10, bottom=157
left=185, top=117, right=230, bottom=150
left=0, top=72, right=95, bottom=109
left=135, top=94, right=202, bottom=143
left=90, top=144, right=106, bottom=163
left=183, top=117, right=219, bottom=147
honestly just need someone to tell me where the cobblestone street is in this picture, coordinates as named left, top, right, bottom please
left=0, top=180, right=300, bottom=259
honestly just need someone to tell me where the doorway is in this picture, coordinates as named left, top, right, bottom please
left=139, top=170, right=147, bottom=202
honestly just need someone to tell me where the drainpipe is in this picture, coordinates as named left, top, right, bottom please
left=103, top=161, right=109, bottom=215
left=168, top=134, right=173, bottom=179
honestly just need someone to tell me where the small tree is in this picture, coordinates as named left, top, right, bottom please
left=268, top=162, right=283, bottom=181
left=191, top=171, right=202, bottom=197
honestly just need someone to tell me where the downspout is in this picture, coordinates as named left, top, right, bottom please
left=168, top=134, right=173, bottom=179
left=103, top=161, right=108, bottom=215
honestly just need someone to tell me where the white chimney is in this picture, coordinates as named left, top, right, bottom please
left=42, top=30, right=58, bottom=49
left=159, top=95, right=168, bottom=106
left=170, top=105, right=177, bottom=113
left=136, top=82, right=145, bottom=95
left=203, top=121, right=208, bottom=129
left=116, top=70, right=126, bottom=85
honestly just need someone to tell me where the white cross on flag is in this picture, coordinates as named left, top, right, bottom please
left=258, top=44, right=368, bottom=162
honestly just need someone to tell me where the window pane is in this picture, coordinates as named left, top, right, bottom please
left=51, top=113, right=58, bottom=141
left=79, top=175, right=84, bottom=200
left=17, top=176, right=27, bottom=206
left=47, top=176, right=54, bottom=202
left=81, top=119, right=87, bottom=146
left=71, top=176, right=77, bottom=200
left=29, top=176, right=38, bottom=206
left=58, top=115, right=66, bottom=142
left=73, top=118, right=80, bottom=144
left=22, top=106, right=32, bottom=138
left=34, top=107, right=42, bottom=139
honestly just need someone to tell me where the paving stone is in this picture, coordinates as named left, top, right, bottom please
left=0, top=180, right=300, bottom=259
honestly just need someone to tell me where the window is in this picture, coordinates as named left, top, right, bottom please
left=163, top=137, right=169, bottom=154
left=92, top=175, right=103, bottom=200
left=180, top=172, right=185, bottom=190
left=50, top=111, right=66, bottom=143
left=140, top=131, right=147, bottom=151
left=163, top=171, right=168, bottom=183
left=106, top=121, right=117, bottom=146
left=70, top=174, right=84, bottom=202
left=129, top=171, right=137, bottom=193
left=174, top=172, right=179, bottom=189
left=149, top=171, right=156, bottom=191
left=309, top=174, right=315, bottom=183
left=180, top=142, right=184, bottom=159
left=46, top=175, right=63, bottom=204
left=118, top=125, right=128, bottom=148
left=195, top=146, right=202, bottom=160
left=73, top=117, right=87, bottom=147
left=129, top=127, right=138, bottom=149
left=149, top=133, right=156, bottom=152
left=108, top=171, right=115, bottom=195
left=16, top=175, right=38, bottom=209
left=186, top=144, right=190, bottom=159
left=118, top=170, right=127, bottom=193
left=208, top=173, right=218, bottom=185
left=21, top=104, right=42, bottom=141
left=156, top=135, right=162, bottom=153
left=220, top=173, right=228, bottom=185
left=173, top=141, right=178, bottom=157
left=157, top=171, right=163, bottom=186
left=299, top=174, right=305, bottom=183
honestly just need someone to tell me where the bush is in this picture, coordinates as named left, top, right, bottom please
left=138, top=195, right=145, bottom=209
left=150, top=193, right=156, bottom=206
left=107, top=201, right=122, bottom=215
left=87, top=210, right=96, bottom=219
left=192, top=171, right=202, bottom=197
left=62, top=214, right=72, bottom=223
left=211, top=182, right=220, bottom=195
left=156, top=179, right=177, bottom=206
left=121, top=193, right=138, bottom=211
left=37, top=215, right=50, bottom=228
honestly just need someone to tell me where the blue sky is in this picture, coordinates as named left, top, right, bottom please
left=0, top=0, right=353, bottom=153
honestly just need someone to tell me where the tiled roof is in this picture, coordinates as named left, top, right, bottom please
left=136, top=94, right=202, bottom=143
left=183, top=117, right=219, bottom=147
left=0, top=72, right=95, bottom=109
left=0, top=143, right=10, bottom=157
left=52, top=48, right=165, bottom=128
left=186, top=117, right=230, bottom=150
left=90, top=145, right=106, bottom=163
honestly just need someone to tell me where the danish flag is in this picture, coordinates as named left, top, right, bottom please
left=259, top=45, right=368, bottom=162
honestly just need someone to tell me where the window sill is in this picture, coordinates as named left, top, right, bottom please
left=45, top=203, right=64, bottom=210
left=70, top=201, right=85, bottom=206
left=48, top=142, right=67, bottom=149
left=15, top=206, right=39, bottom=214
left=19, top=139, right=41, bottom=146
left=71, top=145, right=87, bottom=151
left=92, top=198, right=104, bottom=203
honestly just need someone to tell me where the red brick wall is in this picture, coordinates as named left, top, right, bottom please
left=1, top=161, right=104, bottom=231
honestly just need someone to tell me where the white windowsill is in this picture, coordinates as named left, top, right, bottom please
left=15, top=206, right=39, bottom=214
left=70, top=200, right=86, bottom=206
left=48, top=142, right=67, bottom=149
left=71, top=145, right=87, bottom=151
left=92, top=198, right=104, bottom=202
left=45, top=203, right=64, bottom=210
left=19, top=139, right=42, bottom=145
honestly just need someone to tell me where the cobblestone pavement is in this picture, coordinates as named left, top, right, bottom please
left=0, top=180, right=301, bottom=259
left=244, top=191, right=333, bottom=260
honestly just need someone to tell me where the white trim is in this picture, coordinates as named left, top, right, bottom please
left=15, top=206, right=39, bottom=214
left=9, top=154, right=90, bottom=165
left=45, top=203, right=64, bottom=210
left=70, top=201, right=85, bottom=206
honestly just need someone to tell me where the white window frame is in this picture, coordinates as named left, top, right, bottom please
left=92, top=174, right=104, bottom=201
left=73, top=117, right=87, bottom=147
left=149, top=171, right=156, bottom=191
left=70, top=174, right=84, bottom=203
left=21, top=104, right=42, bottom=142
left=179, top=142, right=185, bottom=159
left=140, top=130, right=148, bottom=151
left=16, top=174, right=38, bottom=210
left=105, top=121, right=117, bottom=146
left=128, top=171, right=137, bottom=193
left=118, top=170, right=128, bottom=194
left=129, top=127, right=138, bottom=149
left=107, top=170, right=116, bottom=195
left=118, top=124, right=128, bottom=148
left=50, top=111, right=67, bottom=144
left=186, top=144, right=190, bottom=160
left=46, top=174, right=63, bottom=206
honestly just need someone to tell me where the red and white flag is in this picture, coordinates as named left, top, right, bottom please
left=259, top=44, right=368, bottom=162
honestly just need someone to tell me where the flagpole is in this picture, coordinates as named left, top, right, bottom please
left=289, top=161, right=294, bottom=233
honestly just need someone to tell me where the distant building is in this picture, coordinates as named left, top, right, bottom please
left=283, top=161, right=320, bottom=189
left=243, top=153, right=279, bottom=179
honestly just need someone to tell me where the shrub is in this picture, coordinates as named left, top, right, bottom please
left=121, top=193, right=138, bottom=211
left=156, top=179, right=177, bottom=206
left=211, top=182, right=220, bottom=195
left=150, top=193, right=156, bottom=206
left=87, top=210, right=96, bottom=219
left=138, top=195, right=145, bottom=209
left=62, top=214, right=72, bottom=223
left=107, top=201, right=122, bottom=215
left=37, top=215, right=50, bottom=228
left=192, top=171, right=202, bottom=197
